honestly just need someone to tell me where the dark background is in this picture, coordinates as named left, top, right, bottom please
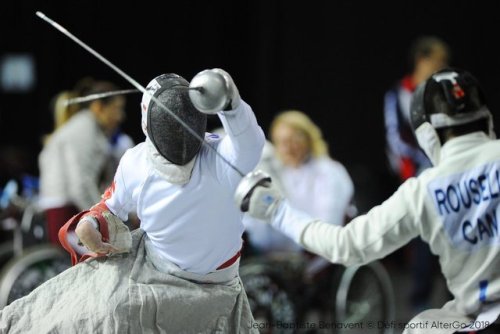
left=1, top=0, right=499, bottom=212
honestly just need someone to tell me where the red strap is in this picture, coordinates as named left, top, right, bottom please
left=216, top=249, right=241, bottom=270
left=58, top=210, right=91, bottom=266
left=58, top=202, right=111, bottom=266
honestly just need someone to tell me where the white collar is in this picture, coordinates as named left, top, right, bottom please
left=145, top=138, right=196, bottom=185
left=440, top=131, right=491, bottom=161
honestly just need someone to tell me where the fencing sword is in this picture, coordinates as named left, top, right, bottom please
left=36, top=11, right=245, bottom=177
left=64, top=89, right=139, bottom=106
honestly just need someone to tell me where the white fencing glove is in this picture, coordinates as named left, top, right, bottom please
left=235, top=170, right=313, bottom=243
left=75, top=210, right=132, bottom=255
left=235, top=170, right=282, bottom=220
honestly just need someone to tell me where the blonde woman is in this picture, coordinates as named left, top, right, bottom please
left=244, top=110, right=355, bottom=253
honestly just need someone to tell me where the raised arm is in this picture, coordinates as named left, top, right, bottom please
left=236, top=171, right=421, bottom=266
left=190, top=68, right=265, bottom=189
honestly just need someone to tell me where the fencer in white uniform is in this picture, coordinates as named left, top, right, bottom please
left=0, top=69, right=264, bottom=334
left=97, top=72, right=265, bottom=274
left=236, top=68, right=500, bottom=334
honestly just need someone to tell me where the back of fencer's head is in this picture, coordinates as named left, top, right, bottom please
left=410, top=68, right=493, bottom=143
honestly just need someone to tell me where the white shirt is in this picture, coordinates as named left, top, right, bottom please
left=281, top=157, right=354, bottom=226
left=273, top=132, right=500, bottom=331
left=105, top=101, right=265, bottom=274
left=38, top=111, right=110, bottom=210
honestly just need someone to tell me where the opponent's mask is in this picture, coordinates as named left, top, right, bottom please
left=410, top=68, right=494, bottom=166
left=141, top=74, right=207, bottom=165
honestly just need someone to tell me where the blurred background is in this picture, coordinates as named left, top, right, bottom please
left=0, top=0, right=499, bottom=325
left=1, top=0, right=499, bottom=211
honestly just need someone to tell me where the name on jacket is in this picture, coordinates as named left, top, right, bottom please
left=428, top=161, right=500, bottom=250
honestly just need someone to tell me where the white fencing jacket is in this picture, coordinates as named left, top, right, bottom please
left=105, top=101, right=264, bottom=275
left=274, top=132, right=500, bottom=332
left=39, top=111, right=110, bottom=211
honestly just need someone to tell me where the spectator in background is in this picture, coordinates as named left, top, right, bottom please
left=73, top=77, right=135, bottom=188
left=46, top=91, right=80, bottom=138
left=383, top=36, right=451, bottom=312
left=38, top=80, right=126, bottom=247
left=384, top=35, right=450, bottom=181
left=244, top=110, right=355, bottom=254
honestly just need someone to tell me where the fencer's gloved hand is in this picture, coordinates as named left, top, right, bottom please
left=189, top=68, right=241, bottom=114
left=75, top=217, right=118, bottom=255
left=235, top=170, right=283, bottom=221
left=75, top=211, right=131, bottom=255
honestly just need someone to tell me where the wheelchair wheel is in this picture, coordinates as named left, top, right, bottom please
left=335, top=261, right=395, bottom=334
left=0, top=245, right=71, bottom=308
left=0, top=242, right=13, bottom=269
left=240, top=261, right=297, bottom=334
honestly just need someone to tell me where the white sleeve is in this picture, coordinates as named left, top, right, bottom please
left=214, top=100, right=265, bottom=190
left=273, top=178, right=421, bottom=266
left=104, top=159, right=135, bottom=221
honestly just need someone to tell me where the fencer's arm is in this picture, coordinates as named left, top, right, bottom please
left=218, top=100, right=265, bottom=166
left=192, top=68, right=265, bottom=184
left=73, top=160, right=134, bottom=256
left=241, top=174, right=421, bottom=266
left=215, top=69, right=265, bottom=173
left=298, top=193, right=419, bottom=266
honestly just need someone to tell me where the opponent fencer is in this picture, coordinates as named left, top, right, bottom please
left=0, top=69, right=264, bottom=333
left=236, top=68, right=500, bottom=334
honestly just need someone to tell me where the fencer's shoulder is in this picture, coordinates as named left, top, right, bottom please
left=397, top=173, right=426, bottom=196
left=197, top=133, right=223, bottom=163
left=114, top=142, right=150, bottom=187
left=118, top=142, right=148, bottom=165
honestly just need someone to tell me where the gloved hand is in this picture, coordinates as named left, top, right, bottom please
left=235, top=170, right=283, bottom=220
left=189, top=68, right=241, bottom=114
left=75, top=211, right=132, bottom=255
left=75, top=217, right=118, bottom=255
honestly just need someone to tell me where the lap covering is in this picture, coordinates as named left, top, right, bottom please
left=0, top=230, right=257, bottom=333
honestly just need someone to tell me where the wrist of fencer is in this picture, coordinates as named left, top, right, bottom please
left=219, top=100, right=252, bottom=137
left=221, top=98, right=242, bottom=114
left=224, top=94, right=241, bottom=111
left=268, top=198, right=285, bottom=228
left=271, top=200, right=312, bottom=244
left=267, top=197, right=284, bottom=223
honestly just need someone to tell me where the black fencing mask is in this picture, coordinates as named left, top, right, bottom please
left=141, top=74, right=207, bottom=165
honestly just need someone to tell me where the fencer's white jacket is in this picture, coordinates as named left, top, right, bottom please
left=274, top=132, right=500, bottom=331
left=39, top=110, right=110, bottom=211
left=106, top=101, right=265, bottom=275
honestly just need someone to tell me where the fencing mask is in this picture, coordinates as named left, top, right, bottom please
left=141, top=73, right=207, bottom=165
